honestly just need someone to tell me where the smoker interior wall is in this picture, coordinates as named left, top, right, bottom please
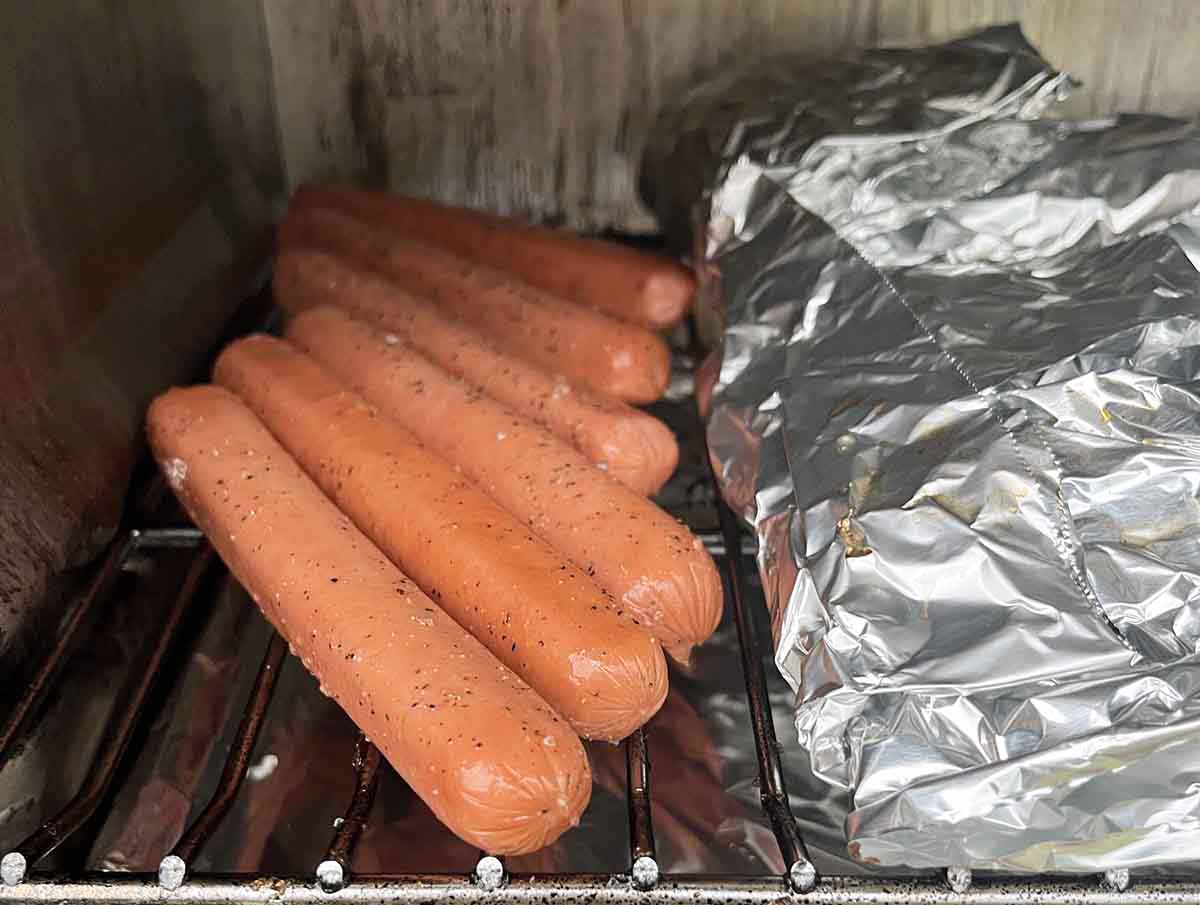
left=263, top=0, right=1200, bottom=233
left=0, top=2, right=283, bottom=688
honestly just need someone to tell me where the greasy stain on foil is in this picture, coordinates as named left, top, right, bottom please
left=836, top=514, right=872, bottom=558
left=1120, top=497, right=1200, bottom=549
left=689, top=22, right=1200, bottom=872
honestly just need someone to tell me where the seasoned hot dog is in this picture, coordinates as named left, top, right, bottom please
left=289, top=184, right=694, bottom=329
left=279, top=207, right=671, bottom=404
left=146, top=386, right=590, bottom=854
left=274, top=248, right=679, bottom=495
left=214, top=335, right=668, bottom=740
left=286, top=307, right=722, bottom=663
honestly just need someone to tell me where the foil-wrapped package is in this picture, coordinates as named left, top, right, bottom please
left=662, top=25, right=1200, bottom=871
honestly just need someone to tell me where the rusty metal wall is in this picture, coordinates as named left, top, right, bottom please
left=0, top=1, right=283, bottom=690
left=262, top=0, right=1200, bottom=232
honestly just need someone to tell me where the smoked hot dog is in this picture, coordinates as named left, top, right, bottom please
left=273, top=248, right=679, bottom=494
left=214, top=335, right=668, bottom=740
left=289, top=183, right=695, bottom=329
left=146, top=386, right=590, bottom=853
left=286, top=307, right=723, bottom=663
left=280, top=207, right=670, bottom=404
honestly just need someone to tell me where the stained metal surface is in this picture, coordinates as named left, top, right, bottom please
left=0, top=0, right=280, bottom=704
left=168, top=632, right=288, bottom=871
left=0, top=532, right=137, bottom=761
left=671, top=24, right=1200, bottom=871
left=4, top=547, right=214, bottom=874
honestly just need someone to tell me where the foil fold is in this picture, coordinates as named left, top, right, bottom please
left=669, top=25, right=1200, bottom=870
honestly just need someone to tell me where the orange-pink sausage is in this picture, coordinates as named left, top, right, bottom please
left=286, top=306, right=723, bottom=663
left=289, top=184, right=695, bottom=329
left=279, top=207, right=671, bottom=404
left=273, top=247, right=679, bottom=495
left=214, top=335, right=668, bottom=740
left=146, top=385, right=590, bottom=853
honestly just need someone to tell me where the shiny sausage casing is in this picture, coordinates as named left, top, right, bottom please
left=279, top=207, right=671, bottom=404
left=289, top=183, right=695, bottom=330
left=287, top=307, right=723, bottom=663
left=273, top=248, right=679, bottom=495
left=214, top=336, right=668, bottom=740
left=146, top=385, right=590, bottom=854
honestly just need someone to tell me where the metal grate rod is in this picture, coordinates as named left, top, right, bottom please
left=133, top=528, right=205, bottom=550
left=158, top=631, right=289, bottom=891
left=2, top=546, right=215, bottom=885
left=713, top=496, right=816, bottom=894
left=315, top=734, right=383, bottom=893
left=7, top=873, right=1200, bottom=903
left=624, top=727, right=658, bottom=889
left=0, top=531, right=138, bottom=761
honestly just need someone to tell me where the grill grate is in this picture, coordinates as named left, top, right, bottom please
left=161, top=630, right=289, bottom=890
left=624, top=727, right=657, bottom=891
left=712, top=483, right=813, bottom=895
left=3, top=540, right=214, bottom=883
left=0, top=308, right=1194, bottom=903
left=315, top=734, right=383, bottom=894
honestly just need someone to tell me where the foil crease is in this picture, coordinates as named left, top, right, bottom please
left=681, top=25, right=1200, bottom=870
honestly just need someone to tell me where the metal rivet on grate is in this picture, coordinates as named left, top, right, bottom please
left=1103, top=868, right=1131, bottom=892
left=631, top=855, right=659, bottom=891
left=158, top=855, right=186, bottom=891
left=788, top=858, right=817, bottom=894
left=946, top=865, right=973, bottom=894
left=316, top=859, right=345, bottom=894
left=475, top=855, right=505, bottom=891
left=1, top=852, right=26, bottom=887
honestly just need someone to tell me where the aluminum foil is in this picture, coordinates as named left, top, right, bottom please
left=673, top=25, right=1200, bottom=871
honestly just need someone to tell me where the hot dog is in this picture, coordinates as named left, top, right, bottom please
left=146, top=386, right=590, bottom=854
left=279, top=207, right=671, bottom=404
left=273, top=248, right=679, bottom=495
left=286, top=307, right=722, bottom=663
left=214, top=335, right=668, bottom=740
left=288, top=184, right=694, bottom=329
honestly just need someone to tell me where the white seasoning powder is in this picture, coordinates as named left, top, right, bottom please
left=246, top=753, right=278, bottom=782
left=163, top=457, right=188, bottom=489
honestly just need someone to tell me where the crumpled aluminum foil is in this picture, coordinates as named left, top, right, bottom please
left=666, top=24, right=1200, bottom=871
